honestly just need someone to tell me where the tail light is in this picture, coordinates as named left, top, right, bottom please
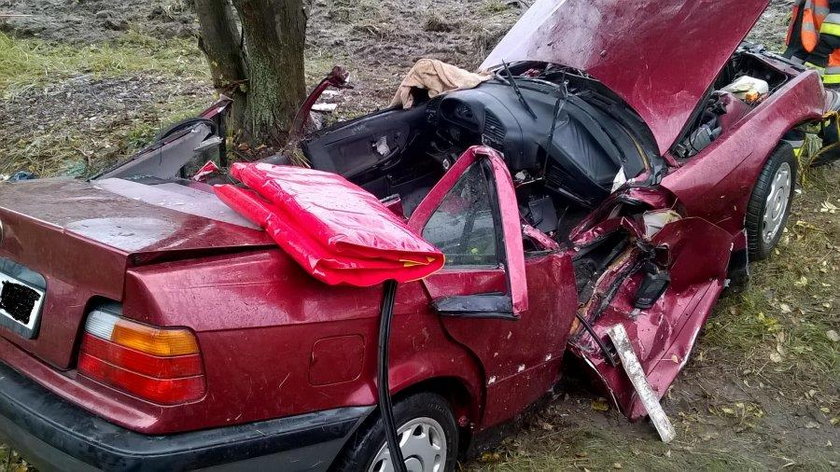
left=78, top=308, right=205, bottom=405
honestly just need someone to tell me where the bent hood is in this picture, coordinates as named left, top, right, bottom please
left=480, top=0, right=770, bottom=154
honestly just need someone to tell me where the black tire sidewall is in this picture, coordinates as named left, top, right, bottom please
left=334, top=392, right=459, bottom=472
left=746, top=143, right=797, bottom=261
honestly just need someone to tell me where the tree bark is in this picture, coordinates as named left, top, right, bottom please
left=194, top=0, right=308, bottom=151
left=194, top=0, right=248, bottom=123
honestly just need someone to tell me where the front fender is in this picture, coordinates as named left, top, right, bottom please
left=661, top=69, right=823, bottom=235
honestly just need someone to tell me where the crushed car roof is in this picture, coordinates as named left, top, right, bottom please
left=480, top=0, right=770, bottom=154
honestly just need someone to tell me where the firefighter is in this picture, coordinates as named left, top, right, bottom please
left=784, top=0, right=840, bottom=86
left=784, top=0, right=840, bottom=166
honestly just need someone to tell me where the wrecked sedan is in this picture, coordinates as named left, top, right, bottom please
left=0, top=0, right=827, bottom=471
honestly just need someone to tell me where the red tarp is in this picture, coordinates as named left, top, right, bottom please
left=214, top=163, right=445, bottom=287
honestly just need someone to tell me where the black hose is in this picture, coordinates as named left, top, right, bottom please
left=377, top=280, right=407, bottom=472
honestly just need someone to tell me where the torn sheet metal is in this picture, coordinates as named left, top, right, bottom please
left=642, top=210, right=682, bottom=239
left=569, top=218, right=733, bottom=420
left=607, top=324, right=676, bottom=443
left=215, top=163, right=445, bottom=287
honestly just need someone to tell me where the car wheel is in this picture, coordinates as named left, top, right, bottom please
left=334, top=392, right=459, bottom=472
left=745, top=143, right=796, bottom=261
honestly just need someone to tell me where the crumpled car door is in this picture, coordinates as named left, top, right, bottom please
left=409, top=146, right=578, bottom=428
left=568, top=208, right=733, bottom=420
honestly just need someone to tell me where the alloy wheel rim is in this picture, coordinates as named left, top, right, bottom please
left=368, top=417, right=447, bottom=472
left=762, top=162, right=792, bottom=245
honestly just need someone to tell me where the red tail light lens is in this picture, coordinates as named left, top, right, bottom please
left=78, top=309, right=205, bottom=405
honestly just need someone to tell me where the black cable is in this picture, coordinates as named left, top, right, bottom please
left=377, top=280, right=407, bottom=472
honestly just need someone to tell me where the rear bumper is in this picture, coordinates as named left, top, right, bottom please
left=0, top=362, right=371, bottom=471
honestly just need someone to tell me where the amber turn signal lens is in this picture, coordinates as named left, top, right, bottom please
left=111, top=322, right=199, bottom=357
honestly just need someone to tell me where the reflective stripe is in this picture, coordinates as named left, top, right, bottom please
left=815, top=0, right=830, bottom=19
left=803, top=22, right=818, bottom=32
left=824, top=13, right=840, bottom=23
left=806, top=61, right=826, bottom=72
left=823, top=73, right=840, bottom=84
left=821, top=21, right=840, bottom=36
left=826, top=66, right=840, bottom=75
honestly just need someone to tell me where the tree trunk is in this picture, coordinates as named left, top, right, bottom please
left=194, top=0, right=248, bottom=125
left=194, top=0, right=308, bottom=151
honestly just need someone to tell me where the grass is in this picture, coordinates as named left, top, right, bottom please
left=0, top=31, right=204, bottom=97
left=705, top=167, right=840, bottom=383
left=0, top=31, right=211, bottom=177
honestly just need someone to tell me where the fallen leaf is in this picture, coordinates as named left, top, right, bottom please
left=591, top=399, right=610, bottom=412
left=769, top=352, right=783, bottom=363
left=827, top=330, right=840, bottom=343
left=780, top=303, right=792, bottom=313
left=805, top=421, right=821, bottom=429
left=613, top=463, right=623, bottom=469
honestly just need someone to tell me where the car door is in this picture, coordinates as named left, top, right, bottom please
left=409, top=146, right=578, bottom=428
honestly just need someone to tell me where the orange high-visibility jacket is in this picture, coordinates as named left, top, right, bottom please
left=787, top=0, right=840, bottom=84
left=787, top=0, right=830, bottom=52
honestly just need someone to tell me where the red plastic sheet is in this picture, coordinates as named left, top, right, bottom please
left=214, top=163, right=445, bottom=287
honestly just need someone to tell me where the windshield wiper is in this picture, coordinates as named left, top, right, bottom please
left=546, top=71, right=570, bottom=150
left=498, top=61, right=537, bottom=120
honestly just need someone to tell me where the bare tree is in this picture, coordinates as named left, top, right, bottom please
left=194, top=0, right=307, bottom=153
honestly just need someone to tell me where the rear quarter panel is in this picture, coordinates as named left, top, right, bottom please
left=118, top=249, right=483, bottom=434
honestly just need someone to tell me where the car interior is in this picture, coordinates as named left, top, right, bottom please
left=302, top=61, right=661, bottom=245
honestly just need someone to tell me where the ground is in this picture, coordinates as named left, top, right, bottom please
left=0, top=0, right=838, bottom=470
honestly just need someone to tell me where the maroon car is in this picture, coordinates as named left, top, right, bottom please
left=0, top=0, right=826, bottom=470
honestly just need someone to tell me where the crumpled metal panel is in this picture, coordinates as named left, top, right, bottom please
left=480, top=0, right=770, bottom=154
left=215, top=163, right=444, bottom=287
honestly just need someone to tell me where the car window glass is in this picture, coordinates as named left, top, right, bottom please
left=422, top=163, right=500, bottom=266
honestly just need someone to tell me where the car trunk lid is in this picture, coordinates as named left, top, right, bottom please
left=480, top=0, right=770, bottom=154
left=0, top=178, right=273, bottom=369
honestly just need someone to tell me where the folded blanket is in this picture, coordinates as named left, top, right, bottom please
left=214, top=163, right=445, bottom=287
left=389, top=58, right=491, bottom=109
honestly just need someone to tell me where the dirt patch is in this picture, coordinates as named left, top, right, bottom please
left=0, top=0, right=197, bottom=43
left=0, top=74, right=210, bottom=176
left=304, top=0, right=521, bottom=114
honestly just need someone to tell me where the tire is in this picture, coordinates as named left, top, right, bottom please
left=745, top=143, right=797, bottom=261
left=333, top=392, right=459, bottom=472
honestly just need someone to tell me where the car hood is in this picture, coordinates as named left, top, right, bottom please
left=480, top=0, right=770, bottom=154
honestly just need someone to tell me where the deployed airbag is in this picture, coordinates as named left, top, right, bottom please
left=214, top=163, right=445, bottom=287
